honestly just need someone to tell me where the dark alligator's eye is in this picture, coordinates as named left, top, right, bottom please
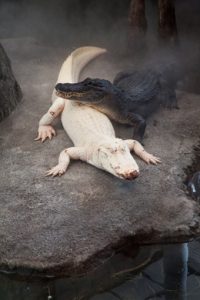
left=84, top=78, right=92, bottom=84
left=85, top=82, right=94, bottom=87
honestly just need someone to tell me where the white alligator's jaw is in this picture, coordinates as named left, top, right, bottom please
left=90, top=159, right=140, bottom=180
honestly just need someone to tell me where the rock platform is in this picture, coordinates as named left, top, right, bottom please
left=0, top=38, right=200, bottom=276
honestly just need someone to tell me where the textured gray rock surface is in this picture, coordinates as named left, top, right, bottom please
left=0, top=43, right=22, bottom=122
left=0, top=38, right=200, bottom=276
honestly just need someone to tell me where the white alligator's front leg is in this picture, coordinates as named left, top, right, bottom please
left=46, top=147, right=86, bottom=177
left=35, top=98, right=65, bottom=142
left=125, top=139, right=161, bottom=165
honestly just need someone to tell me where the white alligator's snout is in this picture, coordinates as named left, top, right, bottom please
left=116, top=168, right=140, bottom=180
left=113, top=160, right=140, bottom=180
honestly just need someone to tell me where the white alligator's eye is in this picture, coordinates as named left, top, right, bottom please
left=110, top=148, right=117, bottom=154
left=98, top=149, right=107, bottom=158
left=101, top=152, right=107, bottom=159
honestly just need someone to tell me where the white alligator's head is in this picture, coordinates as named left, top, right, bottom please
left=89, top=138, right=140, bottom=180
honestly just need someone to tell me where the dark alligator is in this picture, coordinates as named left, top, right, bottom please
left=55, top=69, right=178, bottom=141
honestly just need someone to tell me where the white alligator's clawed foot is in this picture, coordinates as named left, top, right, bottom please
left=45, top=164, right=67, bottom=177
left=142, top=151, right=161, bottom=165
left=35, top=125, right=56, bottom=142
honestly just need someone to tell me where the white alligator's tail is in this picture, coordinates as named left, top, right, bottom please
left=52, top=46, right=106, bottom=101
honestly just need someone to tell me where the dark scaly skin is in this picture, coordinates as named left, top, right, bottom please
left=55, top=69, right=178, bottom=142
left=114, top=69, right=178, bottom=111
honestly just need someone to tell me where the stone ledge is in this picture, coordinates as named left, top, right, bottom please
left=0, top=39, right=200, bottom=276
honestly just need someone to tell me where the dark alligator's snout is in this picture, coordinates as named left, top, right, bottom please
left=55, top=83, right=67, bottom=92
left=55, top=82, right=83, bottom=94
left=55, top=83, right=74, bottom=99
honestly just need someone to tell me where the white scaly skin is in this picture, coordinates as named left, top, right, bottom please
left=35, top=47, right=161, bottom=180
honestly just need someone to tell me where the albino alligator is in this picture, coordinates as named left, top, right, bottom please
left=55, top=69, right=178, bottom=141
left=35, top=47, right=160, bottom=180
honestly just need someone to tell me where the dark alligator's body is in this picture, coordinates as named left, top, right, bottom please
left=55, top=69, right=178, bottom=141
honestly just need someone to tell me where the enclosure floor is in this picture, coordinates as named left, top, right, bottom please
left=0, top=37, right=200, bottom=276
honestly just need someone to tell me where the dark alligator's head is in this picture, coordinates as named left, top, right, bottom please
left=55, top=77, right=115, bottom=104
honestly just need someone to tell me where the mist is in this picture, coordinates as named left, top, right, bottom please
left=0, top=0, right=129, bottom=49
left=0, top=0, right=200, bottom=91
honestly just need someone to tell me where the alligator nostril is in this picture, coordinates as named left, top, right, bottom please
left=131, top=170, right=140, bottom=178
left=119, top=170, right=140, bottom=180
left=125, top=170, right=139, bottom=180
left=55, top=83, right=63, bottom=91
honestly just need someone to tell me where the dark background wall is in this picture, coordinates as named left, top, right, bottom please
left=0, top=0, right=199, bottom=45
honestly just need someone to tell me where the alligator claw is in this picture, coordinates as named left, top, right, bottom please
left=142, top=152, right=161, bottom=165
left=35, top=125, right=56, bottom=142
left=45, top=164, right=67, bottom=177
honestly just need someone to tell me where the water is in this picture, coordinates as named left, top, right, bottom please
left=0, top=240, right=200, bottom=300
